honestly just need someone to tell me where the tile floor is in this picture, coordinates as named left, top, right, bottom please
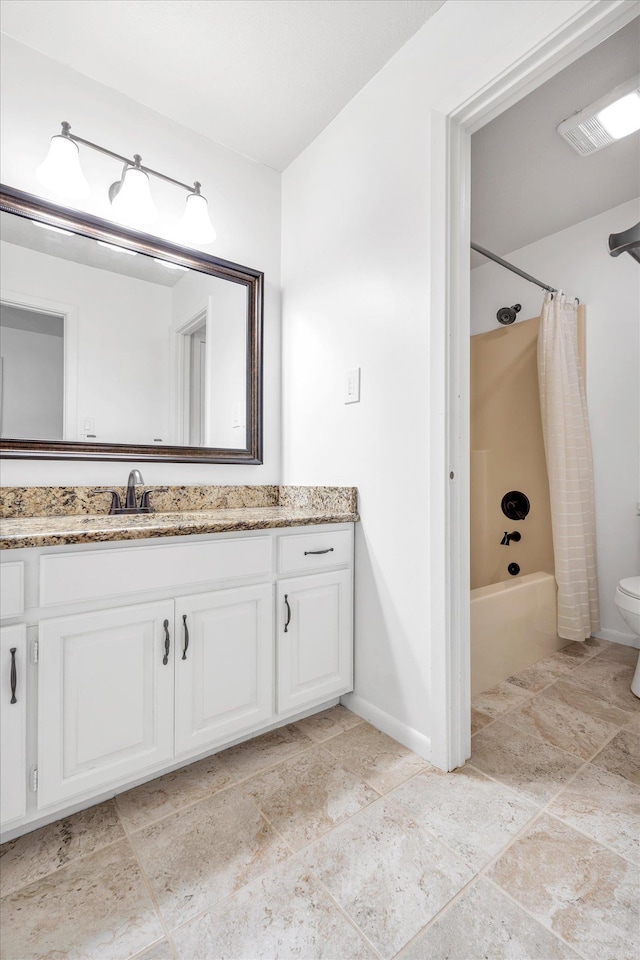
left=1, top=639, right=638, bottom=960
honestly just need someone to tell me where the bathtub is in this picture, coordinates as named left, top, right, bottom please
left=471, top=571, right=565, bottom=697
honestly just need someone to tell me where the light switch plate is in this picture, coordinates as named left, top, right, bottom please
left=344, top=367, right=361, bottom=404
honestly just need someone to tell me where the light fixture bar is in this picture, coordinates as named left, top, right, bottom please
left=58, top=122, right=198, bottom=195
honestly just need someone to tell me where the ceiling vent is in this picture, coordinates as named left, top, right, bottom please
left=557, top=75, right=640, bottom=156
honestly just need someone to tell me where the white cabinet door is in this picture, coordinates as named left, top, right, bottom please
left=175, top=584, right=273, bottom=756
left=38, top=601, right=174, bottom=807
left=0, top=624, right=27, bottom=826
left=277, top=570, right=353, bottom=714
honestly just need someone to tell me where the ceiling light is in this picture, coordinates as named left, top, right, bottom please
left=557, top=75, right=640, bottom=155
left=32, top=221, right=74, bottom=236
left=598, top=91, right=640, bottom=139
left=36, top=122, right=217, bottom=244
left=96, top=240, right=138, bottom=255
left=36, top=126, right=90, bottom=199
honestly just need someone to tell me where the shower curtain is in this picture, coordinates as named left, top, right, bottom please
left=538, top=292, right=600, bottom=642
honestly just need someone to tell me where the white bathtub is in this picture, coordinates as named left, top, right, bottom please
left=471, top=571, right=565, bottom=697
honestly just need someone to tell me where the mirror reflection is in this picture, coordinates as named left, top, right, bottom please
left=0, top=211, right=248, bottom=450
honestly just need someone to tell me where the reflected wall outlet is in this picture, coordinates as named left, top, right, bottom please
left=80, top=416, right=95, bottom=435
left=344, top=367, right=361, bottom=404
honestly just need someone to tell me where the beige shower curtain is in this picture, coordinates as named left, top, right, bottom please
left=538, top=292, right=600, bottom=642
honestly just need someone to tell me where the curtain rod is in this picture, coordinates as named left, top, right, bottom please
left=471, top=242, right=557, bottom=293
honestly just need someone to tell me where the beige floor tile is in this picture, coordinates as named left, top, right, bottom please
left=541, top=679, right=632, bottom=727
left=241, top=744, right=378, bottom=851
left=506, top=653, right=582, bottom=693
left=549, top=763, right=640, bottom=864
left=502, top=689, right=622, bottom=760
left=556, top=636, right=612, bottom=661
left=487, top=814, right=639, bottom=960
left=0, top=840, right=163, bottom=960
left=294, top=703, right=364, bottom=742
left=564, top=658, right=640, bottom=713
left=322, top=722, right=430, bottom=792
left=302, top=797, right=473, bottom=959
left=132, top=939, right=176, bottom=959
left=0, top=799, right=125, bottom=898
left=471, top=680, right=533, bottom=719
left=130, top=784, right=291, bottom=930
left=218, top=723, right=314, bottom=780
left=591, top=728, right=640, bottom=785
left=389, top=764, right=537, bottom=870
left=171, top=858, right=377, bottom=960
left=624, top=711, right=640, bottom=732
left=471, top=707, right=493, bottom=734
left=116, top=754, right=236, bottom=831
left=470, top=719, right=583, bottom=806
left=399, top=877, right=580, bottom=959
left=595, top=642, right=640, bottom=668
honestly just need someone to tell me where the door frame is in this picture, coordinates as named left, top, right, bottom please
left=431, top=0, right=639, bottom=771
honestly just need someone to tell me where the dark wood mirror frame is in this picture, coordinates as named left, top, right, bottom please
left=0, top=185, right=263, bottom=464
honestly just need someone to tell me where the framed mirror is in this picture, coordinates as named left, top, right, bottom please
left=0, top=185, right=263, bottom=463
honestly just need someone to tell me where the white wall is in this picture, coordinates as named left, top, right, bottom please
left=0, top=34, right=281, bottom=484
left=282, top=0, right=597, bottom=753
left=471, top=198, right=640, bottom=645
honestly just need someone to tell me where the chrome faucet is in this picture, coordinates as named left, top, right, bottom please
left=125, top=469, right=144, bottom=510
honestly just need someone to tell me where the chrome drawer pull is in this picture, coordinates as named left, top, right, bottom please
left=304, top=548, right=334, bottom=556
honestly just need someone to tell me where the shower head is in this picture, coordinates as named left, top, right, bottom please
left=497, top=303, right=521, bottom=325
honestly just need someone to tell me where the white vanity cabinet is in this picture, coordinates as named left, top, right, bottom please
left=0, top=521, right=354, bottom=838
left=277, top=570, right=352, bottom=713
left=0, top=623, right=27, bottom=825
left=174, top=584, right=273, bottom=755
left=37, top=601, right=175, bottom=807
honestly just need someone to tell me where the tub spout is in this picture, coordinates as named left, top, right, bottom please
left=500, top=531, right=522, bottom=546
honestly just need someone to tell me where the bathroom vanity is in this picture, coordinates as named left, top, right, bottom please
left=0, top=486, right=357, bottom=839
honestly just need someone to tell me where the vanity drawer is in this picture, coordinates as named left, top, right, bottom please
left=40, top=536, right=273, bottom=606
left=278, top=529, right=352, bottom=574
left=0, top=562, right=24, bottom=618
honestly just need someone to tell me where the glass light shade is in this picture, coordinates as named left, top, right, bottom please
left=177, top=192, right=217, bottom=244
left=598, top=91, right=640, bottom=139
left=36, top=135, right=90, bottom=199
left=110, top=167, right=158, bottom=225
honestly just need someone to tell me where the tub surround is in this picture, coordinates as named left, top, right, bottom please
left=0, top=486, right=359, bottom=549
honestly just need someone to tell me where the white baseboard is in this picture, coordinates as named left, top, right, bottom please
left=340, top=693, right=431, bottom=760
left=593, top=629, right=639, bottom=650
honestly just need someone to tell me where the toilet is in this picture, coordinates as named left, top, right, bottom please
left=614, top=576, right=640, bottom=698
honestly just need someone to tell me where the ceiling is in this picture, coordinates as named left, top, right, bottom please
left=471, top=18, right=640, bottom=266
left=0, top=0, right=446, bottom=171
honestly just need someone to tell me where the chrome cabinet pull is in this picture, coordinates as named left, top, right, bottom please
left=163, top=619, right=170, bottom=665
left=182, top=614, right=189, bottom=660
left=304, top=548, right=334, bottom=556
left=9, top=647, right=17, bottom=704
left=284, top=594, right=291, bottom=633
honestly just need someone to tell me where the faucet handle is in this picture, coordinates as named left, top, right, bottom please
left=139, top=487, right=169, bottom=512
left=89, top=489, right=122, bottom=515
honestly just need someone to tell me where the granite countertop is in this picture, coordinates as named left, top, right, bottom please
left=0, top=486, right=359, bottom=550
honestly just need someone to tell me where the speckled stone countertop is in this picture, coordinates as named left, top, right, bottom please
left=0, top=486, right=358, bottom=550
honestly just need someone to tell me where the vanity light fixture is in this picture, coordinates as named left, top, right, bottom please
left=557, top=74, right=640, bottom=155
left=36, top=121, right=217, bottom=244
